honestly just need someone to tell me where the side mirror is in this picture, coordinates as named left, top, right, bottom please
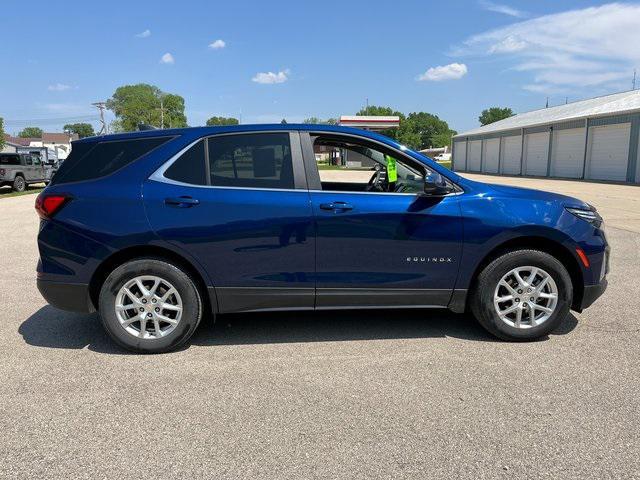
left=423, top=171, right=453, bottom=196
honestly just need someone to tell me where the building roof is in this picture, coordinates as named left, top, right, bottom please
left=339, top=115, right=400, bottom=130
left=42, top=132, right=78, bottom=143
left=4, top=133, right=78, bottom=146
left=456, top=89, right=640, bottom=138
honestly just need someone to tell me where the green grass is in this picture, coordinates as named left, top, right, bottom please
left=317, top=164, right=344, bottom=170
left=437, top=160, right=452, bottom=170
left=0, top=186, right=44, bottom=198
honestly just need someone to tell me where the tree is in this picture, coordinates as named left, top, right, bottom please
left=106, top=84, right=188, bottom=132
left=63, top=123, right=95, bottom=138
left=0, top=117, right=5, bottom=150
left=206, top=116, right=239, bottom=126
left=18, top=126, right=43, bottom=138
left=479, top=107, right=514, bottom=126
left=303, top=117, right=338, bottom=124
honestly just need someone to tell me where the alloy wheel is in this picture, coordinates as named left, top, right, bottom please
left=115, top=275, right=183, bottom=339
left=493, top=266, right=558, bottom=329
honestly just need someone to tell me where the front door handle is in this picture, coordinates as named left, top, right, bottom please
left=319, top=201, right=353, bottom=212
left=165, top=196, right=200, bottom=208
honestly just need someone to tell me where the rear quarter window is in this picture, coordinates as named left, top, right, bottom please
left=51, top=136, right=172, bottom=185
left=0, top=155, right=21, bottom=165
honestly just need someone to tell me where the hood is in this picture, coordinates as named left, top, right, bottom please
left=484, top=182, right=590, bottom=209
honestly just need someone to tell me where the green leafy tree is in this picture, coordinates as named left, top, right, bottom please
left=206, top=116, right=239, bottom=126
left=106, top=84, right=188, bottom=132
left=479, top=107, right=514, bottom=126
left=0, top=117, right=5, bottom=150
left=18, top=126, right=43, bottom=138
left=63, top=123, right=95, bottom=138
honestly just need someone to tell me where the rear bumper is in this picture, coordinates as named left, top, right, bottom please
left=37, top=279, right=94, bottom=313
left=578, top=278, right=608, bottom=311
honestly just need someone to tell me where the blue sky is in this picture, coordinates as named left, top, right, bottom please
left=2, top=0, right=640, bottom=135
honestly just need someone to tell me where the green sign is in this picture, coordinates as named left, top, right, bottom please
left=385, top=155, right=398, bottom=182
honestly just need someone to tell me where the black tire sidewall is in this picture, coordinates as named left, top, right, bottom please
left=13, top=176, right=25, bottom=192
left=99, top=258, right=202, bottom=353
left=472, top=250, right=572, bottom=341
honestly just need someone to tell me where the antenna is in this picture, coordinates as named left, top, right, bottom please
left=91, top=102, right=108, bottom=135
left=633, top=69, right=637, bottom=90
left=545, top=97, right=549, bottom=108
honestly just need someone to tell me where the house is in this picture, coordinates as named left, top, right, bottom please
left=1, top=137, right=20, bottom=153
left=4, top=132, right=79, bottom=159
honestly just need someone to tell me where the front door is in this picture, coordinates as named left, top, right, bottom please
left=302, top=132, right=463, bottom=309
left=143, top=131, right=315, bottom=313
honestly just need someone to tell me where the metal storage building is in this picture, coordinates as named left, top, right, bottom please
left=452, top=90, right=640, bottom=183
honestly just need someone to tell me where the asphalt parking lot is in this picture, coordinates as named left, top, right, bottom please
left=1, top=177, right=639, bottom=479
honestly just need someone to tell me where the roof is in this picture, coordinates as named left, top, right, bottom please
left=339, top=115, right=400, bottom=130
left=4, top=135, right=35, bottom=146
left=42, top=132, right=78, bottom=143
left=456, top=89, right=640, bottom=138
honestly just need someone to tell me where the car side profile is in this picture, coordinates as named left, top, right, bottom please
left=36, top=124, right=609, bottom=353
left=1, top=152, right=51, bottom=191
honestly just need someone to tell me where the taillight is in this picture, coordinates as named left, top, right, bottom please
left=35, top=194, right=70, bottom=219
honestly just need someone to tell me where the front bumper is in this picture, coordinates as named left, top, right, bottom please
left=37, top=279, right=94, bottom=313
left=579, top=278, right=608, bottom=311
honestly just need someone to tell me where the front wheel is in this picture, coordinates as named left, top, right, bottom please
left=471, top=249, right=572, bottom=341
left=99, top=258, right=203, bottom=353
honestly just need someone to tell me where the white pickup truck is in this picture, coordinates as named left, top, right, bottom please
left=0, top=153, right=52, bottom=192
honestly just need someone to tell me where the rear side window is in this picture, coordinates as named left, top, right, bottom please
left=208, top=133, right=294, bottom=189
left=0, top=155, right=20, bottom=165
left=164, top=141, right=207, bottom=185
left=51, top=137, right=172, bottom=185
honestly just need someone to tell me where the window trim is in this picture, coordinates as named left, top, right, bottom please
left=151, top=130, right=307, bottom=191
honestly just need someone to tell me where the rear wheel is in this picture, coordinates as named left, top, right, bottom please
left=98, top=258, right=203, bottom=353
left=13, top=175, right=26, bottom=192
left=471, top=249, right=572, bottom=341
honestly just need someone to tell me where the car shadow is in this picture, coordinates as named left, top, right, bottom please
left=19, top=305, right=580, bottom=354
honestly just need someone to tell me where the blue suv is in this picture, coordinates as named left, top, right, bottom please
left=35, top=124, right=609, bottom=353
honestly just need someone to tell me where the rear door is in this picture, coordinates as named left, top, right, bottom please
left=301, top=132, right=463, bottom=309
left=143, top=131, right=316, bottom=313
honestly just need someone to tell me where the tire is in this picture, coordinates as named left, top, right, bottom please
left=470, top=249, right=572, bottom=341
left=99, top=257, right=203, bottom=353
left=12, top=176, right=26, bottom=192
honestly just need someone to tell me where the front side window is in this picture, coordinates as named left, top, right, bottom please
left=208, top=133, right=294, bottom=189
left=313, top=136, right=424, bottom=194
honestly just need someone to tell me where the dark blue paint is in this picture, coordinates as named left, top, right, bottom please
left=37, top=124, right=608, bottom=314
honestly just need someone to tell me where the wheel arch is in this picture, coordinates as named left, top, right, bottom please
left=467, top=235, right=584, bottom=312
left=88, top=244, right=217, bottom=315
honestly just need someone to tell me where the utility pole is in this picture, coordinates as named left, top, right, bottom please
left=160, top=97, right=165, bottom=129
left=545, top=97, right=549, bottom=108
left=92, top=102, right=107, bottom=135
left=633, top=69, right=637, bottom=90
left=366, top=98, right=369, bottom=115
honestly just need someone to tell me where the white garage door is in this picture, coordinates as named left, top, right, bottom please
left=551, top=128, right=585, bottom=178
left=586, top=123, right=630, bottom=181
left=453, top=140, right=467, bottom=171
left=467, top=140, right=482, bottom=172
left=501, top=135, right=522, bottom=175
left=482, top=138, right=500, bottom=173
left=524, top=132, right=550, bottom=176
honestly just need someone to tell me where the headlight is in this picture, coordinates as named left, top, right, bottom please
left=565, top=207, right=603, bottom=228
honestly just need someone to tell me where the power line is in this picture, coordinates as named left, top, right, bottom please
left=3, top=115, right=99, bottom=126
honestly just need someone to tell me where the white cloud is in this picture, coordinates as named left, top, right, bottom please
left=459, top=3, right=640, bottom=92
left=252, top=69, right=290, bottom=84
left=136, top=29, right=151, bottom=38
left=479, top=0, right=527, bottom=18
left=160, top=53, right=175, bottom=65
left=417, top=63, right=468, bottom=81
left=209, top=39, right=226, bottom=49
left=47, top=83, right=72, bottom=92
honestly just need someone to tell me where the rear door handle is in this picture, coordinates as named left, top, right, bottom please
left=164, top=196, right=200, bottom=208
left=319, top=201, right=353, bottom=212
